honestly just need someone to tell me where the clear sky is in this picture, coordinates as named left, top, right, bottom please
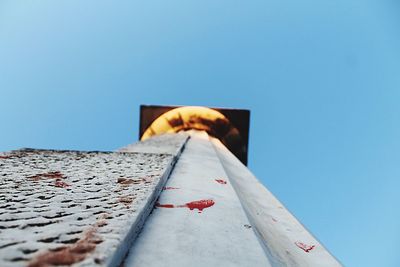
left=1, top=1, right=399, bottom=266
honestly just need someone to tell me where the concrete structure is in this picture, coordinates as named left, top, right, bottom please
left=0, top=106, right=341, bottom=267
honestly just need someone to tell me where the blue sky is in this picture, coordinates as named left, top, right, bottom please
left=1, top=1, right=399, bottom=266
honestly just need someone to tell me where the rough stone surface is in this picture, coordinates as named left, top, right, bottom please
left=0, top=131, right=340, bottom=267
left=0, top=136, right=187, bottom=267
left=118, top=133, right=188, bottom=155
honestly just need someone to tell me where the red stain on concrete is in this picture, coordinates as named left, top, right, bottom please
left=28, top=229, right=100, bottom=267
left=118, top=196, right=135, bottom=208
left=29, top=171, right=65, bottom=181
left=295, top=242, right=315, bottom=253
left=28, top=216, right=107, bottom=267
left=183, top=199, right=215, bottom=213
left=156, top=199, right=215, bottom=213
left=162, top=187, right=180, bottom=190
left=54, top=179, right=70, bottom=188
left=215, top=179, right=227, bottom=185
left=155, top=203, right=175, bottom=208
left=117, top=177, right=141, bottom=185
left=40, top=172, right=64, bottom=179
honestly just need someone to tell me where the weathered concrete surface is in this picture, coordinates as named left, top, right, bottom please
left=119, top=133, right=188, bottom=156
left=0, top=134, right=187, bottom=267
left=211, top=138, right=342, bottom=267
left=124, top=131, right=271, bottom=267
left=0, top=130, right=340, bottom=267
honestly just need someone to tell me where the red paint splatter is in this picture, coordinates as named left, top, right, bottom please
left=295, top=242, right=315, bottom=253
left=183, top=199, right=215, bottom=213
left=155, top=203, right=175, bottom=208
left=54, top=180, right=70, bottom=188
left=215, top=179, right=227, bottom=185
left=162, top=187, right=180, bottom=190
left=155, top=199, right=215, bottom=213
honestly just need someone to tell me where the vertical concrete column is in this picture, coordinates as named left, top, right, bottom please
left=211, top=137, right=342, bottom=267
left=124, top=131, right=271, bottom=267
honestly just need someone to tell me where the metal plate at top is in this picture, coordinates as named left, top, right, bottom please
left=139, top=105, right=250, bottom=165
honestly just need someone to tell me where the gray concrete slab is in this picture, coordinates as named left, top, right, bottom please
left=124, top=131, right=271, bottom=267
left=212, top=138, right=342, bottom=267
left=0, top=134, right=187, bottom=267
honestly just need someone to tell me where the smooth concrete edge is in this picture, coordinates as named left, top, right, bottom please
left=210, top=137, right=342, bottom=267
left=107, top=136, right=190, bottom=267
left=123, top=131, right=271, bottom=267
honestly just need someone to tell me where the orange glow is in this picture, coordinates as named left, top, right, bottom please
left=141, top=106, right=230, bottom=140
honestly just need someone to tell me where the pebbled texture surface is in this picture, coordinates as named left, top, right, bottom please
left=118, top=133, right=188, bottom=155
left=0, top=135, right=187, bottom=267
